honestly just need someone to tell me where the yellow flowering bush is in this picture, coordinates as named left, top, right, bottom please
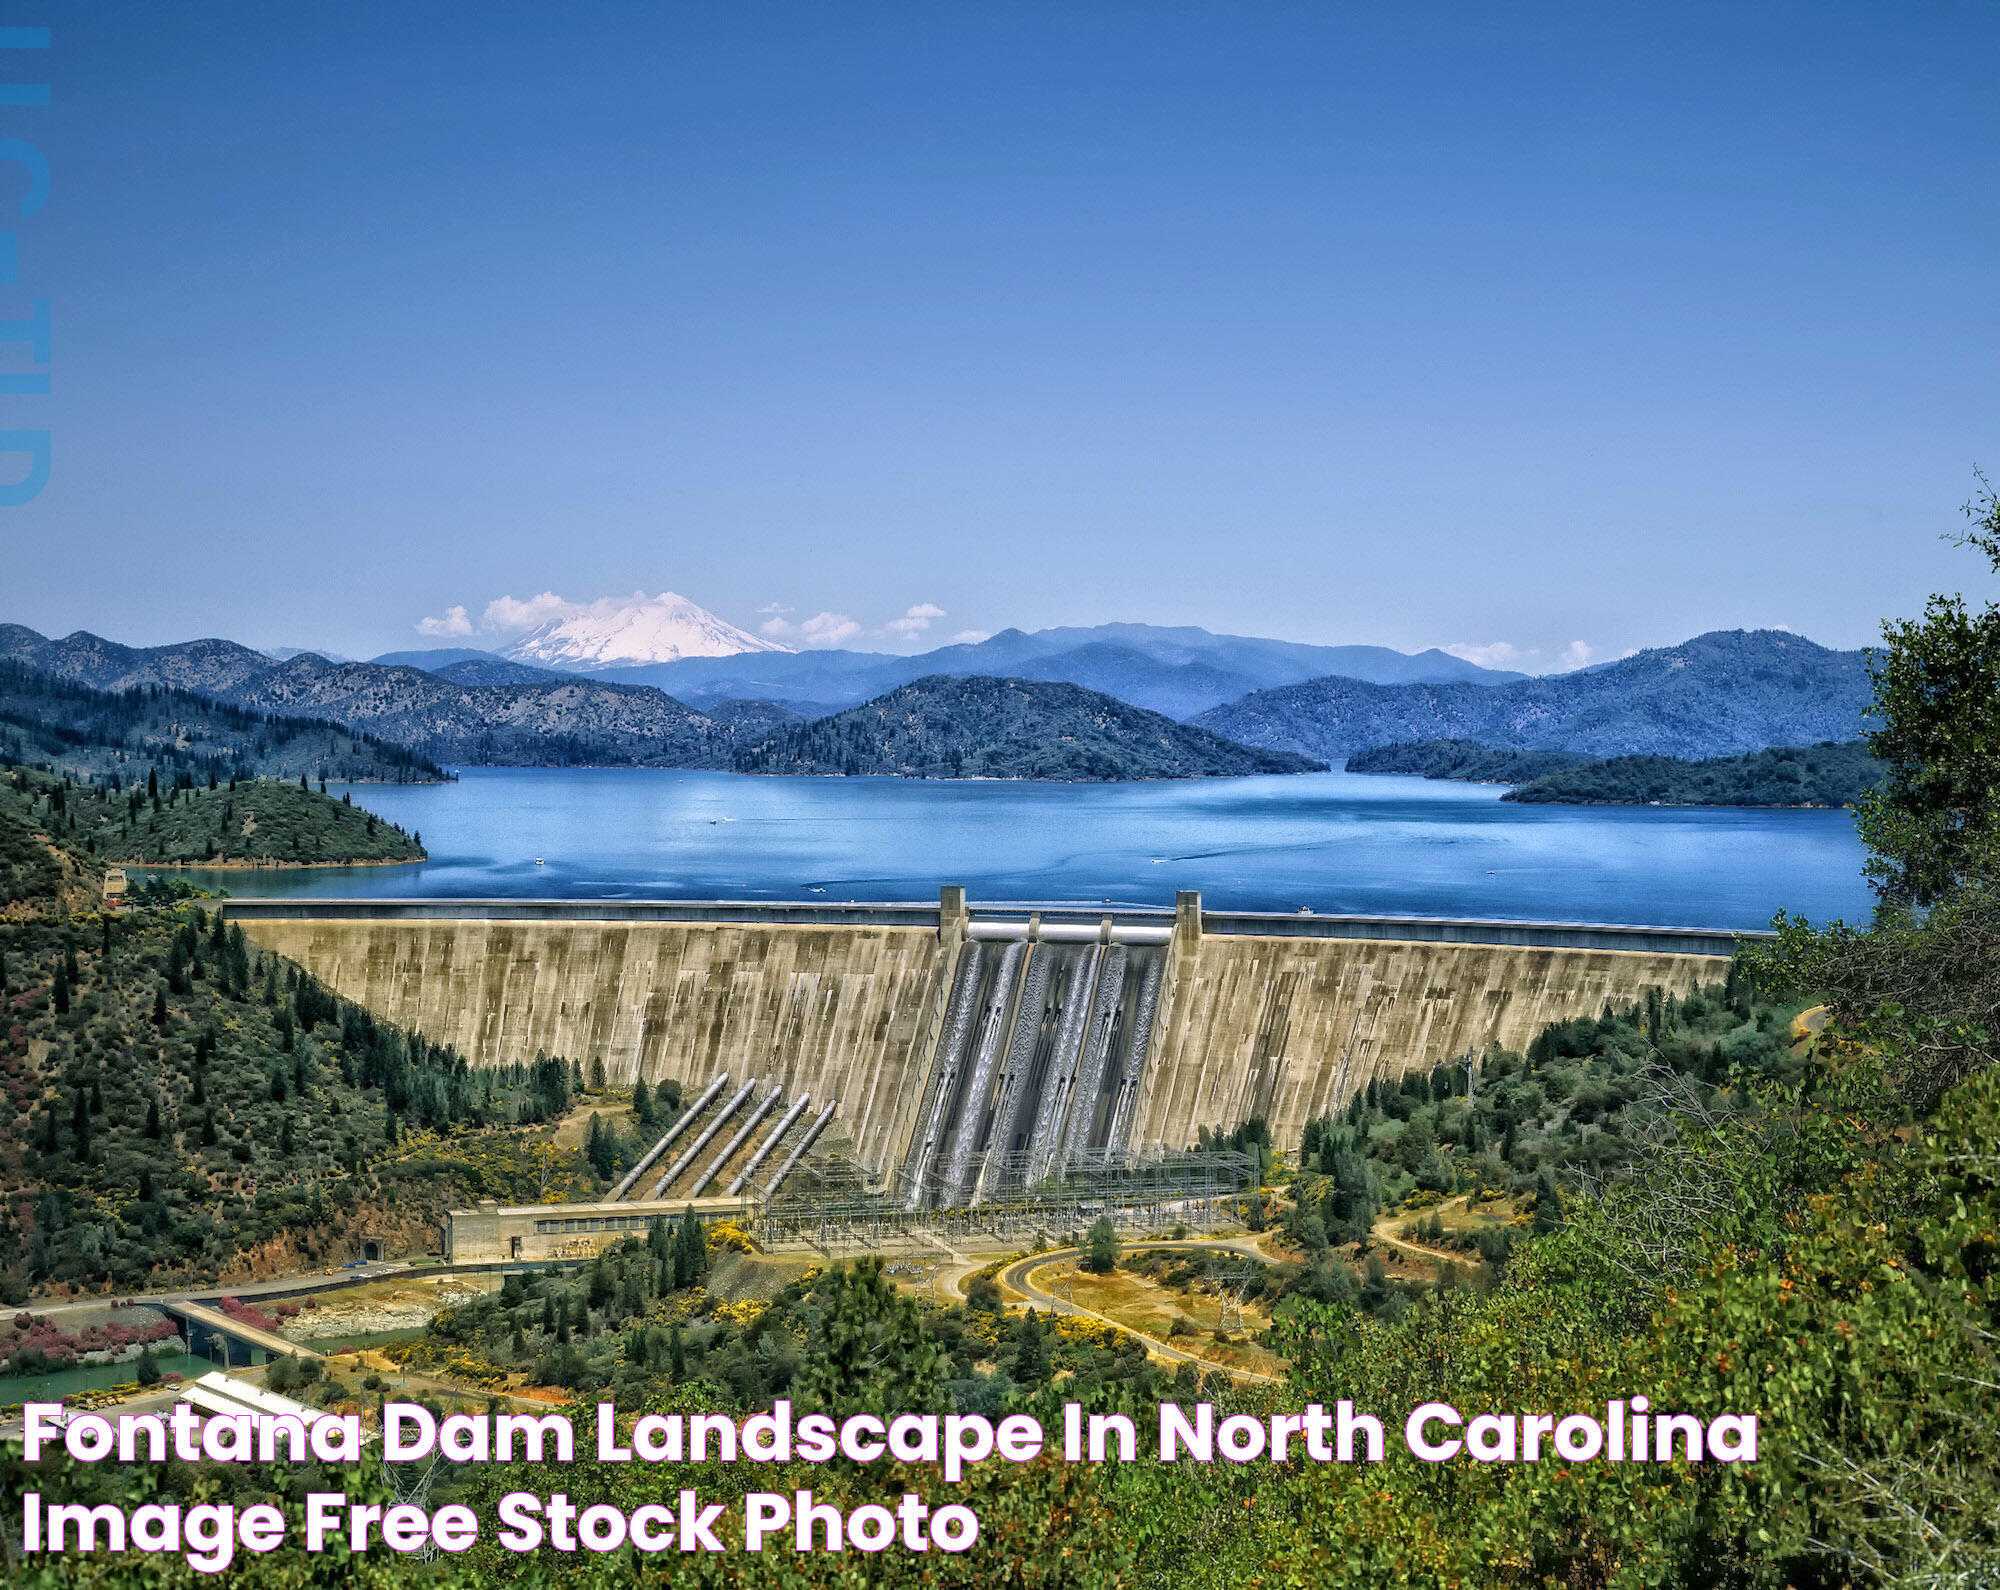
left=706, top=1220, right=757, bottom=1255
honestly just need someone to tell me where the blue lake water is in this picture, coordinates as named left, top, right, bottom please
left=193, top=768, right=1875, bottom=931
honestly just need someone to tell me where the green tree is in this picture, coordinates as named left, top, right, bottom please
left=1751, top=476, right=2000, bottom=1100
left=584, top=1112, right=617, bottom=1179
left=798, top=1258, right=942, bottom=1418
left=1856, top=474, right=2000, bottom=908
left=1530, top=1166, right=1564, bottom=1232
left=1082, top=1215, right=1120, bottom=1273
left=672, top=1211, right=707, bottom=1289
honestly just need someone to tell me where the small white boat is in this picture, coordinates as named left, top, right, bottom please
left=534, top=857, right=545, bottom=865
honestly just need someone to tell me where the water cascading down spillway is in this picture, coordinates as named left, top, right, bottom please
left=960, top=939, right=1058, bottom=1204
left=901, top=941, right=989, bottom=1210
left=1104, top=951, right=1164, bottom=1153
left=902, top=923, right=1166, bottom=1209
left=1021, top=944, right=1104, bottom=1183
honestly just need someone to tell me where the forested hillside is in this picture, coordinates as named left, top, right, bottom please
left=733, top=675, right=1323, bottom=780
left=0, top=659, right=446, bottom=784
left=0, top=908, right=597, bottom=1296
left=1505, top=740, right=1882, bottom=807
left=1289, top=968, right=1805, bottom=1252
left=1349, top=735, right=1884, bottom=807
left=1194, top=629, right=1869, bottom=760
left=1, top=763, right=425, bottom=870
left=1345, top=739, right=1590, bottom=781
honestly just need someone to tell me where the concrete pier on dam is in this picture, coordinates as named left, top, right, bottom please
left=224, top=892, right=1753, bottom=1207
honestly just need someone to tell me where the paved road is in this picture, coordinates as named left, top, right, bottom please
left=999, top=1240, right=1284, bottom=1385
left=25, top=1260, right=429, bottom=1321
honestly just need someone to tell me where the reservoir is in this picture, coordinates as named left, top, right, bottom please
left=192, top=767, right=1872, bottom=931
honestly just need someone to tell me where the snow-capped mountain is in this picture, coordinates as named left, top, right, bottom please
left=503, top=592, right=790, bottom=670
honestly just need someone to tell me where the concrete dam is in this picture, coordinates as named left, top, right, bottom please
left=226, top=892, right=1744, bottom=1209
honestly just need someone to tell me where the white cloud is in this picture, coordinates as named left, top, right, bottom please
left=416, top=605, right=474, bottom=637
left=762, top=610, right=861, bottom=647
left=1439, top=639, right=1622, bottom=675
left=1444, top=641, right=1531, bottom=669
left=950, top=629, right=991, bottom=645
left=483, top=591, right=578, bottom=633
left=756, top=601, right=794, bottom=616
left=885, top=602, right=947, bottom=637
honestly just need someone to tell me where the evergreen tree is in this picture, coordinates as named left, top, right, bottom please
left=1083, top=1215, right=1120, bottom=1273
left=1531, top=1166, right=1565, bottom=1233
left=672, top=1212, right=707, bottom=1290
left=799, top=1259, right=942, bottom=1417
left=584, top=1113, right=613, bottom=1178
left=1013, top=1311, right=1048, bottom=1385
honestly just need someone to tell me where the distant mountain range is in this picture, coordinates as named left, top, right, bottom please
left=0, top=621, right=1872, bottom=777
left=732, top=675, right=1322, bottom=781
left=1192, top=630, right=1871, bottom=761
left=379, top=622, right=1523, bottom=719
left=0, top=625, right=794, bottom=769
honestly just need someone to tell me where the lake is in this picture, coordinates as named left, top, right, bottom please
left=185, top=768, right=1874, bottom=931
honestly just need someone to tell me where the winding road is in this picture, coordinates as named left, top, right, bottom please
left=997, top=1239, right=1284, bottom=1385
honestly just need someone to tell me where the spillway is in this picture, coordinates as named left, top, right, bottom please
left=899, top=936, right=1170, bottom=1207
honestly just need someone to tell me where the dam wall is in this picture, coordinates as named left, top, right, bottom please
left=230, top=912, right=952, bottom=1176
left=1130, top=897, right=1724, bottom=1154
left=226, top=895, right=1751, bottom=1195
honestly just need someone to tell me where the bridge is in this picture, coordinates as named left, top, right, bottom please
left=164, top=1301, right=321, bottom=1366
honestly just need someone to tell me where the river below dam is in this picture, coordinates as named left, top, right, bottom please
left=181, top=767, right=1874, bottom=931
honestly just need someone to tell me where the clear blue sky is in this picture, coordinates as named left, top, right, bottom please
left=4, top=2, right=1995, bottom=667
